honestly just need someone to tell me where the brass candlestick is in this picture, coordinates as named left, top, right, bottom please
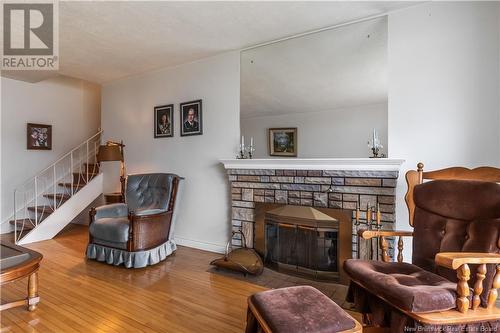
left=366, top=204, right=373, bottom=259
left=375, top=203, right=382, bottom=260
left=367, top=204, right=372, bottom=229
left=376, top=203, right=381, bottom=229
left=355, top=202, right=360, bottom=259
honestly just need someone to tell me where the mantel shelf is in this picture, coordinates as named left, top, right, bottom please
left=220, top=158, right=405, bottom=171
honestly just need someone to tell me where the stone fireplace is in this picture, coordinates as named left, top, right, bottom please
left=221, top=158, right=404, bottom=260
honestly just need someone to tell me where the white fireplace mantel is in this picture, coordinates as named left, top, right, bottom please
left=220, top=158, right=405, bottom=171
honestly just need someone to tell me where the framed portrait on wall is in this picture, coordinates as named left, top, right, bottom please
left=27, top=123, right=52, bottom=150
left=180, top=100, right=202, bottom=136
left=154, top=104, right=174, bottom=138
left=268, top=127, right=297, bottom=157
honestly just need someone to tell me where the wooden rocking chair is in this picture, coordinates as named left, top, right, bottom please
left=344, top=163, right=500, bottom=331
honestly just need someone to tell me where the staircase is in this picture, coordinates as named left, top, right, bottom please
left=9, top=131, right=103, bottom=244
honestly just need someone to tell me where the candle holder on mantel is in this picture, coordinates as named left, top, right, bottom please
left=236, top=136, right=255, bottom=159
left=247, top=145, right=255, bottom=159
left=237, top=147, right=247, bottom=159
left=367, top=128, right=385, bottom=158
left=236, top=145, right=255, bottom=159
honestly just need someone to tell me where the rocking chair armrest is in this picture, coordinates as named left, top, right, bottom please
left=358, top=229, right=413, bottom=240
left=435, top=252, right=500, bottom=270
left=435, top=252, right=500, bottom=313
left=357, top=229, right=413, bottom=263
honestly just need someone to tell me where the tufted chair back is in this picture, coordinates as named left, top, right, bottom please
left=412, top=179, right=500, bottom=305
left=125, top=173, right=177, bottom=213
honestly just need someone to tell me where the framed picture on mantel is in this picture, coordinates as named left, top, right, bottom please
left=269, top=127, right=297, bottom=157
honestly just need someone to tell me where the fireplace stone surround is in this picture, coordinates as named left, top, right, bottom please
left=221, top=158, right=405, bottom=259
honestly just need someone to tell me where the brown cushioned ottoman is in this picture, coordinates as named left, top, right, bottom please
left=245, top=286, right=361, bottom=333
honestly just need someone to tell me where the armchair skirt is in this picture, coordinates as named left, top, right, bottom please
left=86, top=240, right=177, bottom=268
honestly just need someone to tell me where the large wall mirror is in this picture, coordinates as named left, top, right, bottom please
left=240, top=17, right=388, bottom=158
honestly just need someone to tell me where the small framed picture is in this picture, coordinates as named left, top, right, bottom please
left=180, top=100, right=202, bottom=136
left=154, top=104, right=174, bottom=138
left=27, top=123, right=52, bottom=150
left=269, top=128, right=297, bottom=157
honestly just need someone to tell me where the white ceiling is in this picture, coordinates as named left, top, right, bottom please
left=3, top=1, right=416, bottom=84
left=241, top=16, right=388, bottom=118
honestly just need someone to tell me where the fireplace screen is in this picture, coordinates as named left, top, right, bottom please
left=264, top=205, right=339, bottom=280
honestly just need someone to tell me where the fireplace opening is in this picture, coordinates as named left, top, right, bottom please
left=254, top=204, right=352, bottom=283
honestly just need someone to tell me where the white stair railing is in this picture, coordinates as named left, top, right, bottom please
left=13, top=131, right=102, bottom=243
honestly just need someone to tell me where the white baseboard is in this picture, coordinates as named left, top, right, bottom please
left=174, top=236, right=226, bottom=254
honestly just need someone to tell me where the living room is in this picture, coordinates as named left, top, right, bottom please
left=1, top=1, right=499, bottom=332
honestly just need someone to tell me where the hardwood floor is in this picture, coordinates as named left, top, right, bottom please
left=1, top=225, right=268, bottom=332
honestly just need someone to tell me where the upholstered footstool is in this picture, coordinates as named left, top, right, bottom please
left=246, top=286, right=361, bottom=333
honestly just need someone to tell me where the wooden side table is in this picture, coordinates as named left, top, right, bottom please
left=104, top=192, right=123, bottom=204
left=0, top=242, right=43, bottom=311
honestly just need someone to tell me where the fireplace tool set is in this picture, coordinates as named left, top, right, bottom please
left=354, top=203, right=383, bottom=260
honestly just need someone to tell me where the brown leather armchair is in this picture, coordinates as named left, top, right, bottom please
left=86, top=173, right=183, bottom=268
left=344, top=163, right=500, bottom=332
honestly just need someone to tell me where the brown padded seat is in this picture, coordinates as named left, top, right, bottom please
left=249, top=286, right=357, bottom=333
left=344, top=259, right=457, bottom=313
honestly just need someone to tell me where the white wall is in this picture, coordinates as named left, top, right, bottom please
left=0, top=78, right=2, bottom=225
left=101, top=52, right=240, bottom=253
left=1, top=76, right=101, bottom=231
left=388, top=2, right=500, bottom=260
left=241, top=103, right=387, bottom=158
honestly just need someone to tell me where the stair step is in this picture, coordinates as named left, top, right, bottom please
left=23, top=206, right=53, bottom=223
left=1, top=232, right=23, bottom=243
left=44, top=193, right=71, bottom=200
left=58, top=182, right=86, bottom=189
left=9, top=219, right=36, bottom=230
left=44, top=193, right=71, bottom=202
left=27, top=206, right=55, bottom=214
left=73, top=172, right=98, bottom=183
left=83, top=163, right=99, bottom=172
